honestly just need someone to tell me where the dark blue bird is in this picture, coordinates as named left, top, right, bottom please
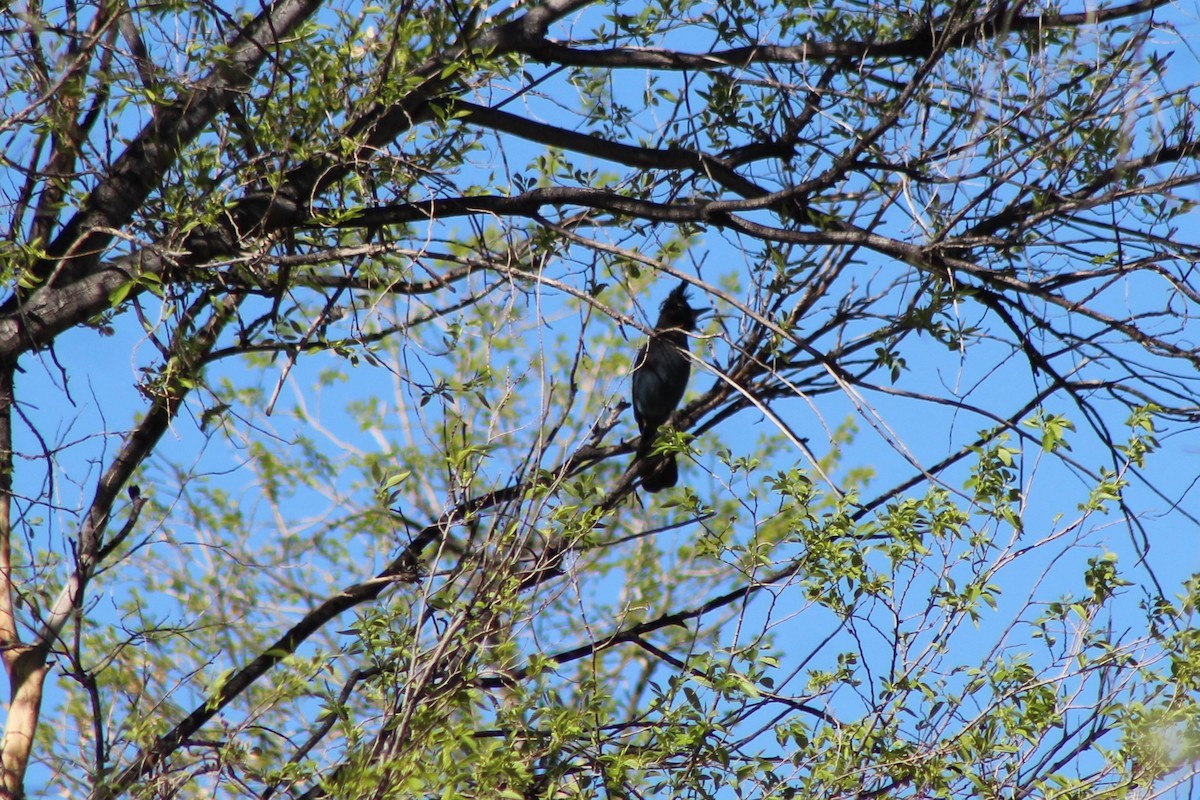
left=632, top=281, right=702, bottom=492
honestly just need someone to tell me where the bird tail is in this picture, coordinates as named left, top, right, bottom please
left=638, top=453, right=678, bottom=493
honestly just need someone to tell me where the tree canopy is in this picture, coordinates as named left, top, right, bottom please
left=2, top=0, right=1199, bottom=797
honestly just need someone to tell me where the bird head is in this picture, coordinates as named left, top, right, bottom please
left=658, top=280, right=704, bottom=330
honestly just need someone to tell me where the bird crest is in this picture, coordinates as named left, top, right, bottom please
left=658, top=280, right=699, bottom=330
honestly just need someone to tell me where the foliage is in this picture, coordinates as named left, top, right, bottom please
left=1, top=0, right=1199, bottom=798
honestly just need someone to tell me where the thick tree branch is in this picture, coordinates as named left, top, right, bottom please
left=513, top=0, right=1168, bottom=69
left=447, top=99, right=771, bottom=198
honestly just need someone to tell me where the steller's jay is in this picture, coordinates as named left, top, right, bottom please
left=632, top=280, right=702, bottom=492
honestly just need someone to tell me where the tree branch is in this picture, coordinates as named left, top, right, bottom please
left=513, top=0, right=1170, bottom=70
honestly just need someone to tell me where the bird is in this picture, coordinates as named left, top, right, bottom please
left=631, top=280, right=703, bottom=492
